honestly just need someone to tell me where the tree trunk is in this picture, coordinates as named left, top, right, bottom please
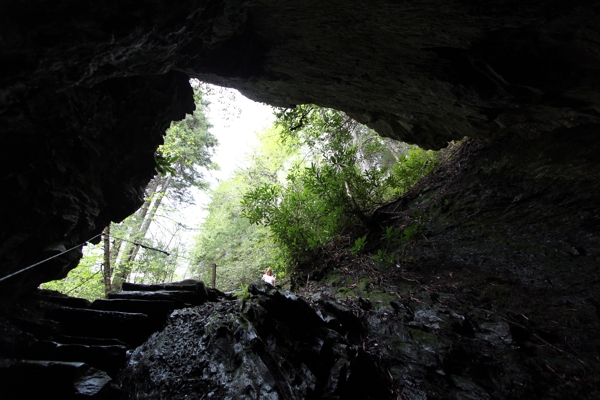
left=211, top=264, right=217, bottom=289
left=102, top=225, right=112, bottom=296
left=112, top=177, right=160, bottom=269
left=109, top=236, right=122, bottom=273
left=127, top=174, right=172, bottom=263
left=344, top=179, right=370, bottom=226
left=112, top=174, right=172, bottom=291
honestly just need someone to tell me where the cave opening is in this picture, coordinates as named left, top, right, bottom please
left=1, top=0, right=600, bottom=398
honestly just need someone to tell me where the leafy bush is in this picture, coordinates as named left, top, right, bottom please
left=385, top=148, right=438, bottom=197
left=350, top=236, right=368, bottom=255
left=242, top=105, right=439, bottom=263
left=233, top=284, right=250, bottom=300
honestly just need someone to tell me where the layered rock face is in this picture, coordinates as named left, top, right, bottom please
left=120, top=282, right=391, bottom=399
left=1, top=2, right=599, bottom=300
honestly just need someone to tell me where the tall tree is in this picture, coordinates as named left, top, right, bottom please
left=102, top=225, right=111, bottom=296
left=111, top=89, right=217, bottom=291
left=190, top=127, right=296, bottom=290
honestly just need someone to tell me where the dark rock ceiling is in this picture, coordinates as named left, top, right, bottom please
left=1, top=0, right=599, bottom=301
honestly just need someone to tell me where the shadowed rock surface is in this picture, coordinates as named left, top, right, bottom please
left=0, top=360, right=114, bottom=399
left=0, top=280, right=224, bottom=399
left=0, top=1, right=599, bottom=398
left=120, top=282, right=392, bottom=399
left=1, top=0, right=600, bottom=298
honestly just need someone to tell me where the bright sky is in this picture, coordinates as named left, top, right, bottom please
left=206, top=88, right=275, bottom=183
left=175, top=86, right=275, bottom=259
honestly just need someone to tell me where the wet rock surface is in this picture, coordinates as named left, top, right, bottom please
left=121, top=281, right=391, bottom=399
left=0, top=280, right=217, bottom=399
left=2, top=1, right=600, bottom=298
left=292, top=256, right=599, bottom=399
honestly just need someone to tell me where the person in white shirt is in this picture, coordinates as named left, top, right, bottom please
left=261, top=268, right=276, bottom=285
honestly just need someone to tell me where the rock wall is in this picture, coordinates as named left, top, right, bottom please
left=0, top=72, right=194, bottom=302
left=1, top=0, right=600, bottom=300
left=364, top=128, right=600, bottom=398
left=0, top=0, right=210, bottom=299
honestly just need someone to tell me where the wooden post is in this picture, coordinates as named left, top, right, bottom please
left=211, top=263, right=217, bottom=289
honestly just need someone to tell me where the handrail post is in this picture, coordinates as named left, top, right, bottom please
left=211, top=263, right=216, bottom=289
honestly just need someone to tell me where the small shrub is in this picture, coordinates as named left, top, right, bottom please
left=233, top=284, right=250, bottom=300
left=350, top=236, right=368, bottom=255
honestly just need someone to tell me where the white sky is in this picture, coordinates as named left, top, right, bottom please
left=175, top=86, right=275, bottom=262
left=206, top=88, right=275, bottom=183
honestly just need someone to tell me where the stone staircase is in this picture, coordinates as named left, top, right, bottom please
left=0, top=279, right=228, bottom=399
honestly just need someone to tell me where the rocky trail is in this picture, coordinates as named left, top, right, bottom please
left=1, top=253, right=598, bottom=399
left=0, top=280, right=229, bottom=399
left=294, top=251, right=600, bottom=399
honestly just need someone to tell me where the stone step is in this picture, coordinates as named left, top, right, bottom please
left=34, top=340, right=128, bottom=377
left=57, top=335, right=128, bottom=347
left=46, top=307, right=153, bottom=347
left=90, top=298, right=176, bottom=331
left=35, top=290, right=92, bottom=308
left=0, top=359, right=118, bottom=399
left=108, top=290, right=203, bottom=306
left=9, top=316, right=61, bottom=339
left=122, top=279, right=207, bottom=297
left=90, top=298, right=176, bottom=317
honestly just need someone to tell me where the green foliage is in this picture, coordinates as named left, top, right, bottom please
left=350, top=236, right=368, bottom=255
left=41, top=245, right=105, bottom=301
left=373, top=220, right=423, bottom=267
left=383, top=226, right=403, bottom=243
left=233, top=284, right=250, bottom=300
left=373, top=249, right=397, bottom=266
left=384, top=148, right=438, bottom=197
left=155, top=151, right=178, bottom=176
left=241, top=162, right=349, bottom=259
left=400, top=223, right=419, bottom=243
left=159, top=88, right=218, bottom=204
left=190, top=129, right=291, bottom=291
left=194, top=103, right=440, bottom=289
left=242, top=104, right=439, bottom=263
left=244, top=106, right=366, bottom=258
left=130, top=240, right=179, bottom=284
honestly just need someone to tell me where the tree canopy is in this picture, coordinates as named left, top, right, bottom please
left=43, top=100, right=440, bottom=297
left=241, top=105, right=438, bottom=263
left=189, top=127, right=293, bottom=291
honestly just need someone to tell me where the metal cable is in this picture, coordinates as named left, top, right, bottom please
left=0, top=233, right=103, bottom=283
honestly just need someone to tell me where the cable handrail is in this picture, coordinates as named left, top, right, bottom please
left=0, top=233, right=103, bottom=283
left=0, top=228, right=201, bottom=285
